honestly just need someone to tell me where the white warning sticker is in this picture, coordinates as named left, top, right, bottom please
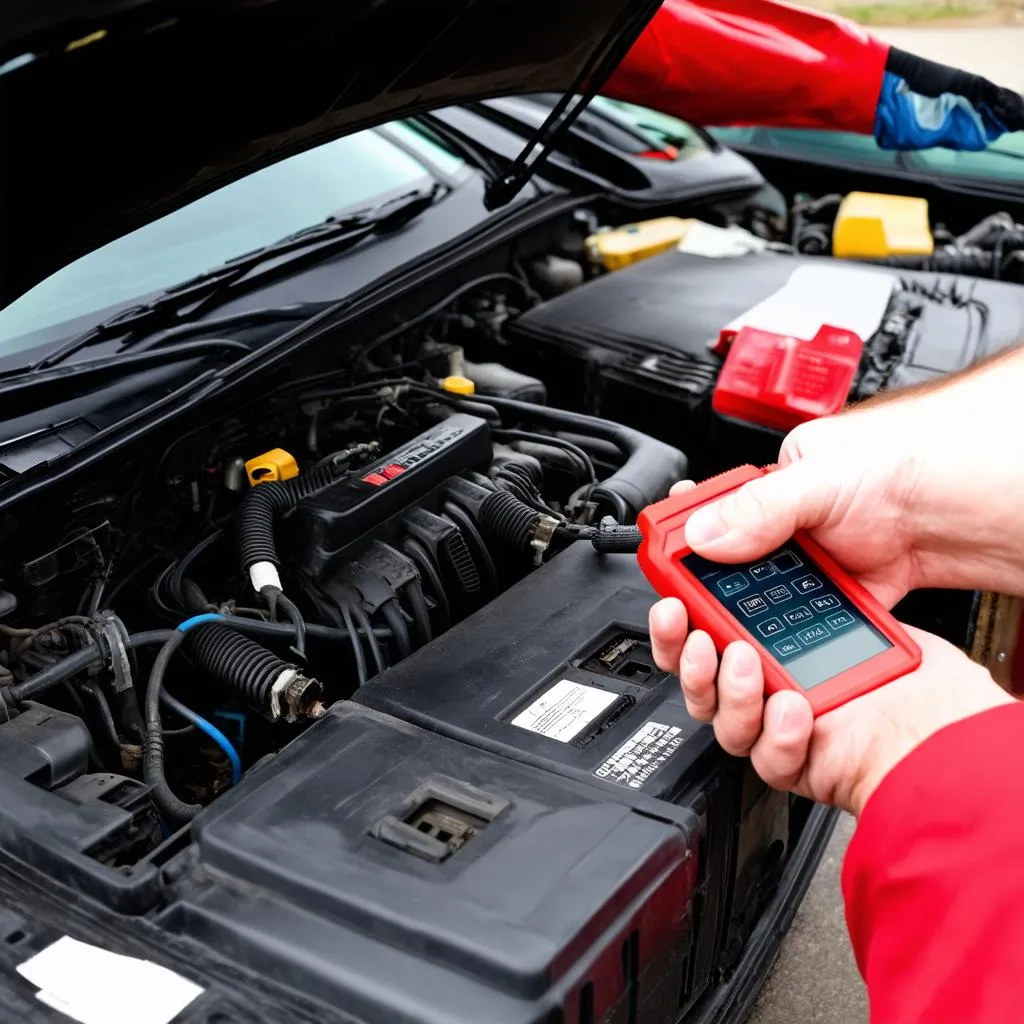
left=594, top=721, right=685, bottom=789
left=511, top=679, right=619, bottom=743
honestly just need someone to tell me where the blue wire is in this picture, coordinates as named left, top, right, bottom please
left=176, top=612, right=225, bottom=633
left=161, top=692, right=243, bottom=785
left=161, top=615, right=241, bottom=784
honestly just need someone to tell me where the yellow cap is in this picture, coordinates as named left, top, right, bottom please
left=441, top=375, right=476, bottom=396
left=833, top=192, right=934, bottom=259
left=244, top=448, right=300, bottom=486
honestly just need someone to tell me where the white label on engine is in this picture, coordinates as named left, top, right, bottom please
left=594, top=721, right=685, bottom=790
left=17, top=936, right=204, bottom=1024
left=511, top=679, right=618, bottom=743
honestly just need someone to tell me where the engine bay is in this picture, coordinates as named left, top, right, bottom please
left=0, top=178, right=1019, bottom=1022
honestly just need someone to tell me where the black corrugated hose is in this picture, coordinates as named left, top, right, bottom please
left=236, top=463, right=340, bottom=575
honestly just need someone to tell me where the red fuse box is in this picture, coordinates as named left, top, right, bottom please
left=712, top=323, right=863, bottom=433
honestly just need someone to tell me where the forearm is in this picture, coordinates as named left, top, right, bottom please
left=849, top=345, right=1024, bottom=595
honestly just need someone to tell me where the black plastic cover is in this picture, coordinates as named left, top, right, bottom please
left=505, top=251, right=1024, bottom=474
left=289, top=414, right=492, bottom=580
left=165, top=702, right=700, bottom=1024
left=356, top=541, right=716, bottom=801
left=353, top=539, right=790, bottom=1012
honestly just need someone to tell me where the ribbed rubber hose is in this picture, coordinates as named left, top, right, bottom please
left=236, top=464, right=340, bottom=573
left=187, top=625, right=292, bottom=710
left=477, top=489, right=541, bottom=554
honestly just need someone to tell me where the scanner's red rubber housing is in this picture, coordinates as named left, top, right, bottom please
left=637, top=465, right=921, bottom=716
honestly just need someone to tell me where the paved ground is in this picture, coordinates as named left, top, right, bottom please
left=875, top=25, right=1024, bottom=89
left=748, top=814, right=867, bottom=1024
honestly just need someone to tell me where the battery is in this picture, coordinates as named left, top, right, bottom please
left=183, top=701, right=700, bottom=1024
left=355, top=540, right=790, bottom=1007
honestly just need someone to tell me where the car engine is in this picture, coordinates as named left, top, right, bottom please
left=0, top=279, right=831, bottom=1023
left=0, top=360, right=686, bottom=820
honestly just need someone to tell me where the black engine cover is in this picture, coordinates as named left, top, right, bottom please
left=505, top=251, right=1024, bottom=475
left=288, top=414, right=492, bottom=581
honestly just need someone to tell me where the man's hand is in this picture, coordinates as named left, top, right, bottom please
left=649, top=600, right=1012, bottom=816
left=682, top=347, right=1024, bottom=606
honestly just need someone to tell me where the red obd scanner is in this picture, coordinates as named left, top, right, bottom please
left=712, top=324, right=864, bottom=433
left=637, top=465, right=920, bottom=716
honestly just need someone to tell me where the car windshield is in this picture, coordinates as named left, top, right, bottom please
left=590, top=97, right=710, bottom=157
left=707, top=125, right=1024, bottom=182
left=0, top=120, right=467, bottom=356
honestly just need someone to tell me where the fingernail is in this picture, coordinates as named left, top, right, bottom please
left=779, top=703, right=801, bottom=734
left=686, top=506, right=727, bottom=547
left=731, top=645, right=758, bottom=678
left=776, top=698, right=808, bottom=736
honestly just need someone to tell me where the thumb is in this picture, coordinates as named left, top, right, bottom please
left=684, top=461, right=838, bottom=561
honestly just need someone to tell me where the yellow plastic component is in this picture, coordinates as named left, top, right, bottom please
left=586, top=217, right=691, bottom=271
left=441, top=375, right=476, bottom=396
left=245, top=448, right=299, bottom=486
left=832, top=192, right=934, bottom=259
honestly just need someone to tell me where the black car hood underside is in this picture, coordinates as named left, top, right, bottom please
left=0, top=0, right=659, bottom=308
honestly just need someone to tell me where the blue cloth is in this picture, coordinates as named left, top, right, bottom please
left=874, top=71, right=1008, bottom=151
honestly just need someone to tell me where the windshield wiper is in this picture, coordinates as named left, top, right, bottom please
left=0, top=340, right=252, bottom=398
left=28, top=184, right=445, bottom=374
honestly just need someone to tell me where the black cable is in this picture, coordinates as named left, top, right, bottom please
left=271, top=591, right=307, bottom=662
left=402, top=536, right=450, bottom=632
left=352, top=602, right=386, bottom=676
left=493, top=428, right=597, bottom=482
left=170, top=530, right=224, bottom=607
left=340, top=602, right=367, bottom=687
left=6, top=647, right=99, bottom=703
left=405, top=578, right=432, bottom=648
left=80, top=682, right=122, bottom=754
left=143, top=630, right=201, bottom=823
left=382, top=599, right=411, bottom=661
left=592, top=485, right=631, bottom=524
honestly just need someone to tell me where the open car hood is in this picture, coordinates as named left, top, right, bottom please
left=0, top=0, right=659, bottom=309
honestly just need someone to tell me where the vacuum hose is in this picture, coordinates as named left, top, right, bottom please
left=187, top=624, right=324, bottom=722
left=478, top=489, right=544, bottom=553
left=236, top=464, right=341, bottom=592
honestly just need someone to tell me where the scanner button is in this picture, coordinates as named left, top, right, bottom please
left=773, top=636, right=802, bottom=657
left=737, top=595, right=769, bottom=617
left=793, top=574, right=823, bottom=594
left=796, top=623, right=830, bottom=646
left=826, top=610, right=855, bottom=631
left=783, top=606, right=813, bottom=627
left=718, top=573, right=749, bottom=597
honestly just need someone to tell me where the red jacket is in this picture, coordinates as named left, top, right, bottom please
left=607, top=0, right=889, bottom=133
left=843, top=703, right=1024, bottom=1022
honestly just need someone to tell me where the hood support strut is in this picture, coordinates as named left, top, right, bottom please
left=483, top=0, right=661, bottom=209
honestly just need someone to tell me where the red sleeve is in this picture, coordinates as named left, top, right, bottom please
left=842, top=703, right=1024, bottom=1023
left=605, top=0, right=889, bottom=134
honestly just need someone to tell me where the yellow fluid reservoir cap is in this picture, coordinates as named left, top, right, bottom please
left=585, top=216, right=691, bottom=271
left=244, top=448, right=299, bottom=486
left=441, top=375, right=476, bottom=395
left=833, top=192, right=934, bottom=259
